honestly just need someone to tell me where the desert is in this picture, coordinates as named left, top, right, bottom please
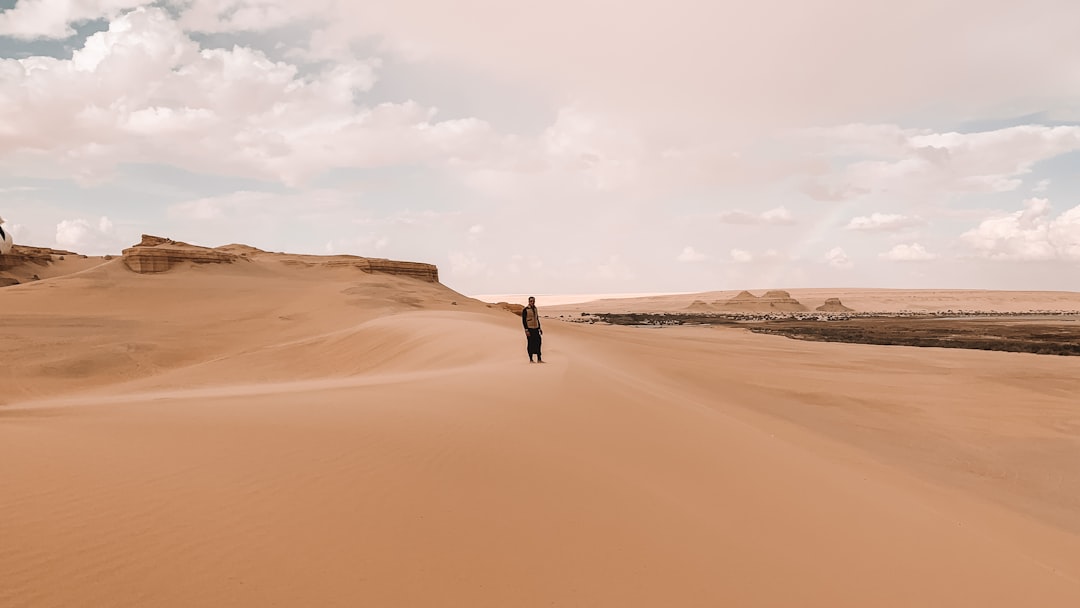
left=2, top=238, right=1080, bottom=607
left=4, top=2, right=1080, bottom=605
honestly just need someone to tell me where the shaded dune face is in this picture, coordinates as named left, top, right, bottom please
left=0, top=253, right=484, bottom=405
left=3, top=261, right=1080, bottom=607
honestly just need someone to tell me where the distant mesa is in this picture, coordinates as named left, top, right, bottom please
left=816, top=297, right=854, bottom=312
left=720, top=289, right=809, bottom=312
left=122, top=234, right=440, bottom=282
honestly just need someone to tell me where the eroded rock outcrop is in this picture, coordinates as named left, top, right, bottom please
left=720, top=289, right=809, bottom=312
left=122, top=235, right=440, bottom=282
left=122, top=235, right=239, bottom=273
left=816, top=297, right=854, bottom=312
left=279, top=256, right=439, bottom=282
left=0, top=245, right=77, bottom=271
left=365, top=259, right=439, bottom=282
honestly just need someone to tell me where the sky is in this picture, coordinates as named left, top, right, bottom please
left=1, top=0, right=1080, bottom=296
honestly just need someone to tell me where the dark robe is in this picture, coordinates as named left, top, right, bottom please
left=521, top=305, right=542, bottom=358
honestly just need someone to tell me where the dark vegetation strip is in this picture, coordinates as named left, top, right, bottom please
left=748, top=319, right=1080, bottom=356
left=576, top=313, right=1080, bottom=356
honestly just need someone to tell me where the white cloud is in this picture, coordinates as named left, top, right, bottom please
left=167, top=190, right=349, bottom=222
left=961, top=198, right=1080, bottom=261
left=825, top=247, right=853, bottom=269
left=10, top=2, right=1080, bottom=144
left=846, top=213, right=926, bottom=232
left=4, top=2, right=1080, bottom=295
left=173, top=0, right=328, bottom=34
left=1033, top=179, right=1050, bottom=193
left=677, top=246, right=706, bottom=263
left=0, top=0, right=153, bottom=39
left=800, top=124, right=1080, bottom=201
left=506, top=253, right=544, bottom=275
left=880, top=243, right=938, bottom=261
left=468, top=224, right=484, bottom=235
left=595, top=255, right=635, bottom=281
left=358, top=210, right=462, bottom=227
left=55, top=216, right=126, bottom=254
left=283, top=1, right=1080, bottom=143
left=539, top=106, right=644, bottom=192
left=0, top=7, right=499, bottom=185
left=728, top=248, right=793, bottom=265
left=448, top=251, right=487, bottom=277
left=730, top=249, right=753, bottom=263
left=716, top=206, right=796, bottom=225
left=324, top=235, right=389, bottom=256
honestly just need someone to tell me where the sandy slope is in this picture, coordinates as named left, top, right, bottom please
left=3, top=262, right=1080, bottom=606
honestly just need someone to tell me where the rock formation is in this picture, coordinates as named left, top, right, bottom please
left=720, top=289, right=809, bottom=312
left=363, top=259, right=439, bottom=282
left=0, top=245, right=77, bottom=271
left=816, top=297, right=854, bottom=312
left=122, top=235, right=440, bottom=282
left=0, top=245, right=80, bottom=286
left=277, top=255, right=439, bottom=282
left=122, top=235, right=239, bottom=273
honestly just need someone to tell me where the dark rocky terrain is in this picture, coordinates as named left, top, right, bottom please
left=569, top=312, right=1080, bottom=356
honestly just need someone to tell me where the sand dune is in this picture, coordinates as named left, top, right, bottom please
left=3, top=257, right=1080, bottom=606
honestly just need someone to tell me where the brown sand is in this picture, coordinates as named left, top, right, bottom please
left=3, top=261, right=1080, bottom=606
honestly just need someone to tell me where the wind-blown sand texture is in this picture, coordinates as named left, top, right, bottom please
left=4, top=260, right=1080, bottom=606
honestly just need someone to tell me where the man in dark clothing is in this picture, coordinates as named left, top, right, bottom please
left=522, top=296, right=543, bottom=363
left=0, top=216, right=10, bottom=255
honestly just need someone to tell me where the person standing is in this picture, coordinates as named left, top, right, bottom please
left=0, top=215, right=11, bottom=255
left=521, top=296, right=543, bottom=363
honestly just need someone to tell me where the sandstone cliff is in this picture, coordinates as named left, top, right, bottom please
left=122, top=235, right=440, bottom=282
left=122, top=235, right=239, bottom=273
left=0, top=245, right=78, bottom=271
left=0, top=245, right=82, bottom=286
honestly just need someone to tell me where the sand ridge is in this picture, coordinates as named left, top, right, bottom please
left=3, top=251, right=1080, bottom=606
